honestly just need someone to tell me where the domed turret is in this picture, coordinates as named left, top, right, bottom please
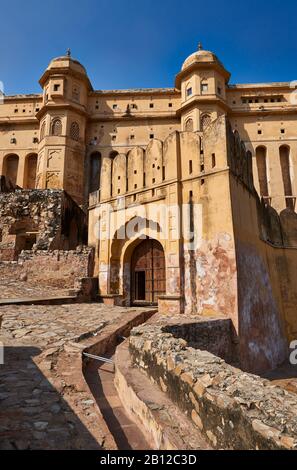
left=176, top=43, right=231, bottom=132
left=176, top=43, right=230, bottom=89
left=36, top=51, right=92, bottom=205
left=39, top=49, right=92, bottom=92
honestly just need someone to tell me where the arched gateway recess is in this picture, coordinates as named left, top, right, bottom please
left=131, top=239, right=165, bottom=305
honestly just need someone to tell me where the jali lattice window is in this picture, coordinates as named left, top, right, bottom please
left=70, top=122, right=80, bottom=141
left=200, top=114, right=212, bottom=131
left=185, top=118, right=194, bottom=132
left=51, top=118, right=62, bottom=136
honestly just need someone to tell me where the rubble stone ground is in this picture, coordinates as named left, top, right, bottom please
left=1, top=302, right=297, bottom=450
left=0, top=303, right=144, bottom=450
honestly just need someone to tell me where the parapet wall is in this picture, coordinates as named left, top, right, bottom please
left=224, top=116, right=297, bottom=250
left=220, top=118, right=297, bottom=371
left=129, top=321, right=297, bottom=450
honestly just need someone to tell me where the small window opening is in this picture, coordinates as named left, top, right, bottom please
left=189, top=160, right=193, bottom=174
left=187, top=87, right=193, bottom=97
left=212, top=153, right=216, bottom=168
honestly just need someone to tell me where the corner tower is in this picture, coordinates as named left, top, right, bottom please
left=176, top=43, right=231, bottom=132
left=36, top=51, right=93, bottom=205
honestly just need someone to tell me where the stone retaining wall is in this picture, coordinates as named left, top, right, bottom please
left=129, top=321, right=297, bottom=450
left=0, top=189, right=87, bottom=261
left=0, top=247, right=94, bottom=289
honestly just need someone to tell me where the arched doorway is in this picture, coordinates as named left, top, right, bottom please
left=131, top=238, right=165, bottom=305
left=4, top=154, right=19, bottom=186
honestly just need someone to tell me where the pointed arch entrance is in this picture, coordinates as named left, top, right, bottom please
left=131, top=238, right=165, bottom=305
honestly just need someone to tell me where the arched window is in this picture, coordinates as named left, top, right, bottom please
left=186, top=84, right=193, bottom=98
left=201, top=79, right=208, bottom=94
left=70, top=121, right=80, bottom=141
left=40, top=121, right=46, bottom=141
left=51, top=118, right=62, bottom=136
left=185, top=118, right=194, bottom=132
left=279, top=145, right=293, bottom=209
left=89, top=152, right=101, bottom=194
left=200, top=114, right=211, bottom=131
left=256, top=146, right=269, bottom=198
left=4, top=154, right=19, bottom=186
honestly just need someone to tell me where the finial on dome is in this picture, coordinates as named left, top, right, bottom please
left=66, top=48, right=71, bottom=57
left=198, top=42, right=203, bottom=51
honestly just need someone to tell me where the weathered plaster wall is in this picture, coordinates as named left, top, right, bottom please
left=182, top=116, right=238, bottom=320
left=93, top=116, right=239, bottom=317
left=230, top=175, right=297, bottom=372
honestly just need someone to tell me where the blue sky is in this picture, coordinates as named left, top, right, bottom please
left=1, top=0, right=297, bottom=94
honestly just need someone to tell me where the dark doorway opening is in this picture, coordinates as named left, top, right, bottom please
left=135, top=271, right=146, bottom=301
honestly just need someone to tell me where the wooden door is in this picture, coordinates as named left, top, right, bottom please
left=131, top=239, right=165, bottom=305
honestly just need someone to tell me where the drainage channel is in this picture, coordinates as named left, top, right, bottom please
left=82, top=309, right=158, bottom=450
left=84, top=344, right=151, bottom=450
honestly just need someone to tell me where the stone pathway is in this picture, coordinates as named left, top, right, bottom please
left=0, top=304, right=147, bottom=450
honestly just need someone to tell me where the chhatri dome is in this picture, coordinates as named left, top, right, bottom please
left=181, top=42, right=224, bottom=71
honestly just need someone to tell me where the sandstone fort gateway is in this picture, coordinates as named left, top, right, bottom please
left=1, top=44, right=297, bottom=451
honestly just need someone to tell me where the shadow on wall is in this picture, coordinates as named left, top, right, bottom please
left=0, top=346, right=102, bottom=450
left=0, top=175, right=20, bottom=192
left=258, top=202, right=297, bottom=247
left=162, top=319, right=239, bottom=367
